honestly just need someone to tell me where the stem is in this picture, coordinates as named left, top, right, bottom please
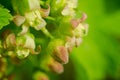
left=46, top=16, right=55, bottom=21
left=41, top=27, right=54, bottom=39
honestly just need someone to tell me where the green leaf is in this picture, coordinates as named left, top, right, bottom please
left=0, top=6, right=12, bottom=30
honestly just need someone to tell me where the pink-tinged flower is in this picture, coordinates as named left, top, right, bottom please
left=48, top=60, right=64, bottom=74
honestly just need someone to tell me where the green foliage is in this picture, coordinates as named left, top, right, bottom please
left=0, top=6, right=12, bottom=30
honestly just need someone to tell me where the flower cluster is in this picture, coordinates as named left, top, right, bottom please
left=0, top=0, right=88, bottom=80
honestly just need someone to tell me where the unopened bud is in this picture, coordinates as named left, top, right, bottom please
left=40, top=5, right=50, bottom=18
left=47, top=39, right=69, bottom=64
left=5, top=33, right=16, bottom=49
left=48, top=60, right=64, bottom=74
left=33, top=71, right=49, bottom=80
left=13, top=15, right=25, bottom=26
left=53, top=46, right=69, bottom=64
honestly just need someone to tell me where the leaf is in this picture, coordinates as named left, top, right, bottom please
left=0, top=6, right=12, bottom=30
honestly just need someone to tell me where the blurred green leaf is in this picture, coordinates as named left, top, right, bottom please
left=0, top=6, right=12, bottom=30
left=69, top=0, right=120, bottom=80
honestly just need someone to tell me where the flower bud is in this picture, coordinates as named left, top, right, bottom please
left=40, top=55, right=64, bottom=74
left=48, top=60, right=64, bottom=74
left=33, top=71, right=49, bottom=80
left=47, top=39, right=69, bottom=64
left=13, top=15, right=25, bottom=26
left=40, top=5, right=50, bottom=18
left=53, top=46, right=69, bottom=64
left=5, top=33, right=16, bottom=49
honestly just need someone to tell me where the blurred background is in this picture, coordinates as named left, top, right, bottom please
left=60, top=0, right=120, bottom=80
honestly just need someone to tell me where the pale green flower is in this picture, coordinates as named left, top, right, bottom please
left=16, top=48, right=29, bottom=59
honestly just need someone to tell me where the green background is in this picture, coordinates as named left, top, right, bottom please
left=63, top=0, right=120, bottom=80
